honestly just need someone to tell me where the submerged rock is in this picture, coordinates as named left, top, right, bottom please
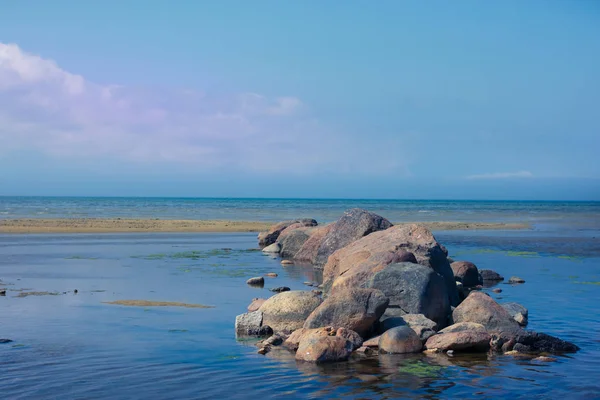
left=259, top=291, right=322, bottom=333
left=378, top=326, right=423, bottom=354
left=0, top=338, right=13, bottom=344
left=303, top=288, right=389, bottom=337
left=451, top=261, right=483, bottom=287
left=270, top=286, right=290, bottom=293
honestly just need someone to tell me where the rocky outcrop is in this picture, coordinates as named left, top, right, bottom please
left=507, top=331, right=580, bottom=353
left=294, top=224, right=333, bottom=263
left=452, top=292, right=520, bottom=332
left=502, top=302, right=529, bottom=326
left=378, top=326, right=423, bottom=354
left=258, top=219, right=318, bottom=248
left=450, top=261, right=482, bottom=287
left=425, top=331, right=491, bottom=352
left=259, top=291, right=322, bottom=333
left=361, top=262, right=450, bottom=328
left=303, top=288, right=389, bottom=337
left=323, top=224, right=459, bottom=307
left=313, top=209, right=393, bottom=266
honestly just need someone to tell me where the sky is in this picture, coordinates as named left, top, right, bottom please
left=0, top=0, right=599, bottom=200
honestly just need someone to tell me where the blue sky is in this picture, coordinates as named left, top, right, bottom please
left=0, top=0, right=598, bottom=199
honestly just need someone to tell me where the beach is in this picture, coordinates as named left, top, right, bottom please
left=0, top=218, right=529, bottom=233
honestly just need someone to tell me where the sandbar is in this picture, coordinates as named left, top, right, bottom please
left=0, top=218, right=529, bottom=233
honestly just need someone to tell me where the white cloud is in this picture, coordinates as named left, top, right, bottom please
left=0, top=42, right=410, bottom=176
left=466, top=171, right=534, bottom=180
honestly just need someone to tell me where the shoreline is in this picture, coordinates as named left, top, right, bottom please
left=0, top=218, right=530, bottom=234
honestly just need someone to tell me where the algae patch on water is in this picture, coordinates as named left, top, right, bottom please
left=104, top=300, right=215, bottom=308
left=16, top=291, right=63, bottom=298
left=132, top=248, right=260, bottom=261
left=399, top=361, right=444, bottom=378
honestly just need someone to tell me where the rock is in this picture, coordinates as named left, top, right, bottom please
left=314, top=208, right=393, bottom=266
left=425, top=331, right=491, bottom=352
left=294, top=224, right=334, bottom=263
left=246, top=277, right=265, bottom=286
left=492, top=288, right=502, bottom=293
left=355, top=346, right=374, bottom=355
left=534, top=356, right=557, bottom=362
left=450, top=261, right=482, bottom=287
left=0, top=289, right=6, bottom=296
left=235, top=311, right=273, bottom=337
left=303, top=281, right=314, bottom=286
left=281, top=260, right=294, bottom=265
left=502, top=302, right=529, bottom=326
left=336, top=328, right=364, bottom=350
left=257, top=347, right=269, bottom=355
left=362, top=262, right=450, bottom=328
left=323, top=223, right=459, bottom=307
left=378, top=326, right=423, bottom=354
left=265, top=273, right=278, bottom=277
left=284, top=327, right=333, bottom=351
left=303, top=288, right=389, bottom=338
left=296, top=334, right=353, bottom=363
left=439, top=322, right=487, bottom=334
left=508, top=276, right=526, bottom=284
left=259, top=291, right=322, bottom=333
left=479, top=269, right=504, bottom=281
left=270, top=286, right=290, bottom=293
left=258, top=219, right=318, bottom=247
left=510, top=331, right=579, bottom=353
left=363, top=335, right=381, bottom=347
left=311, top=290, right=323, bottom=295
left=0, top=338, right=13, bottom=343
left=278, top=226, right=316, bottom=259
left=452, top=291, right=520, bottom=331
left=378, top=314, right=437, bottom=341
left=261, top=334, right=285, bottom=347
left=262, top=243, right=281, bottom=253
left=247, top=298, right=267, bottom=312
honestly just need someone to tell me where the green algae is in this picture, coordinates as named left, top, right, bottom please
left=399, top=361, right=444, bottom=378
left=65, top=255, right=99, bottom=260
left=572, top=281, right=600, bottom=286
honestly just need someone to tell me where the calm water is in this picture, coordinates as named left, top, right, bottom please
left=1, top=230, right=600, bottom=399
left=2, top=197, right=600, bottom=231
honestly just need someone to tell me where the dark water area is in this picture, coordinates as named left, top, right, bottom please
left=1, top=231, right=599, bottom=399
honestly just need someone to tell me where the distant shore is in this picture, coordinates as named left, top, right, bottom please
left=0, top=218, right=530, bottom=233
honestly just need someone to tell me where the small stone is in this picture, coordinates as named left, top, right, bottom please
left=270, top=286, right=290, bottom=293
left=303, top=281, right=314, bottom=286
left=246, top=277, right=265, bottom=286
left=0, top=338, right=13, bottom=344
left=257, top=346, right=270, bottom=355
left=508, top=276, right=526, bottom=284
left=534, top=356, right=557, bottom=362
left=492, top=288, right=502, bottom=293
left=447, top=350, right=454, bottom=356
left=0, top=290, right=6, bottom=296
left=265, top=273, right=278, bottom=277
left=262, top=243, right=281, bottom=253
left=355, top=346, right=373, bottom=355
left=281, top=260, right=294, bottom=265
left=74, top=289, right=78, bottom=294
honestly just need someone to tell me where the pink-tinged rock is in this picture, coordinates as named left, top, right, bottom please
left=425, top=331, right=492, bottom=352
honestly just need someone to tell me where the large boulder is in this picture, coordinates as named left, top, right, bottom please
left=259, top=291, right=322, bottom=333
left=323, top=224, right=459, bottom=306
left=450, top=261, right=483, bottom=287
left=502, top=302, right=529, bottom=327
left=453, top=292, right=519, bottom=332
left=284, top=326, right=333, bottom=351
left=278, top=226, right=316, bottom=259
left=425, top=331, right=491, bottom=352
left=295, top=333, right=354, bottom=363
left=235, top=311, right=273, bottom=337
left=360, top=262, right=450, bottom=328
left=294, top=224, right=333, bottom=263
left=378, top=326, right=422, bottom=354
left=313, top=209, right=393, bottom=266
left=258, top=219, right=318, bottom=248
left=303, top=288, right=389, bottom=337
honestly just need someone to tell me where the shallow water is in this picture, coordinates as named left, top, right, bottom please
left=1, top=231, right=599, bottom=399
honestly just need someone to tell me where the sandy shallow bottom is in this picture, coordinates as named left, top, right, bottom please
left=0, top=218, right=529, bottom=233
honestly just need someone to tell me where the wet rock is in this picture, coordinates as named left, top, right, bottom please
left=534, top=356, right=557, bottom=362
left=314, top=208, right=393, bottom=266
left=479, top=269, right=504, bottom=281
left=425, top=331, right=491, bottom=352
left=362, top=262, right=450, bottom=328
left=262, top=334, right=285, bottom=347
left=336, top=328, right=363, bottom=350
left=452, top=291, right=520, bottom=331
left=439, top=322, right=487, bottom=334
left=303, top=288, right=389, bottom=337
left=284, top=327, right=334, bottom=351
left=492, top=288, right=502, bottom=293
left=257, top=346, right=270, bottom=355
left=508, top=276, right=526, bottom=284
left=378, top=326, right=423, bottom=354
left=0, top=338, right=13, bottom=343
left=502, top=302, right=529, bottom=326
left=295, top=334, right=353, bottom=363
left=246, top=277, right=265, bottom=286
left=265, top=273, right=278, bottom=278
left=259, top=291, right=322, bottom=333
left=281, top=260, right=294, bottom=266
left=511, top=331, right=579, bottom=353
left=355, top=346, right=374, bottom=355
left=323, top=223, right=459, bottom=307
left=247, top=298, right=267, bottom=312
left=262, top=243, right=281, bottom=253
left=450, top=261, right=482, bottom=287
left=258, top=219, right=318, bottom=247
left=270, top=286, right=290, bottom=293
left=235, top=311, right=273, bottom=337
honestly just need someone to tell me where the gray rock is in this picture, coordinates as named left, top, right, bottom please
left=270, top=286, right=290, bottom=293
left=278, top=227, right=314, bottom=259
left=479, top=269, right=504, bottom=281
left=235, top=311, right=273, bottom=337
left=303, top=288, right=389, bottom=337
left=259, top=291, right=322, bottom=333
left=258, top=219, right=318, bottom=247
left=502, top=302, right=529, bottom=326
left=378, top=326, right=423, bottom=354
left=508, top=276, right=526, bottom=284
left=364, top=262, right=450, bottom=328
left=262, top=243, right=281, bottom=253
left=439, top=322, right=487, bottom=334
left=378, top=314, right=437, bottom=341
left=314, top=208, right=392, bottom=266
left=246, top=277, right=265, bottom=286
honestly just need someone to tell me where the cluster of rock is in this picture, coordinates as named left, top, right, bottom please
left=235, top=208, right=579, bottom=363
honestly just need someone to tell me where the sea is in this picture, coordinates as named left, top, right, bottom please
left=1, top=197, right=599, bottom=399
